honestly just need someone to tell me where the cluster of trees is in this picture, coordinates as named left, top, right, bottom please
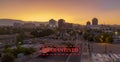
left=63, top=29, right=81, bottom=36
left=83, top=30, right=113, bottom=43
left=0, top=27, right=11, bottom=35
left=3, top=45, right=35, bottom=57
left=96, top=32, right=113, bottom=43
left=1, top=53, right=15, bottom=62
left=16, top=32, right=25, bottom=45
left=61, top=42, right=74, bottom=47
left=1, top=45, right=35, bottom=62
left=31, top=29, right=56, bottom=37
left=117, top=31, right=120, bottom=35
left=0, top=27, right=24, bottom=35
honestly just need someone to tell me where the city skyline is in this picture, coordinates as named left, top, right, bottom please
left=0, top=0, right=120, bottom=25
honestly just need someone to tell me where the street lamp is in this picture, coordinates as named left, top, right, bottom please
left=18, top=42, right=22, bottom=45
left=100, top=35, right=104, bottom=43
left=115, top=31, right=118, bottom=35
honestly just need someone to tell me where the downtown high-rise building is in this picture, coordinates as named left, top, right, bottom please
left=86, top=21, right=91, bottom=28
left=58, top=19, right=65, bottom=29
left=86, top=21, right=91, bottom=26
left=49, top=19, right=56, bottom=28
left=92, top=18, right=98, bottom=26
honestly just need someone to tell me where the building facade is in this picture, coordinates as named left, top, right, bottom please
left=0, top=35, right=16, bottom=46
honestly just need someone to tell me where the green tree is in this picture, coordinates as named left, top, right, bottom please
left=1, top=53, right=15, bottom=62
left=12, top=45, right=35, bottom=57
left=24, top=47, right=35, bottom=55
left=16, top=32, right=25, bottom=45
left=83, top=31, right=92, bottom=41
left=0, top=27, right=10, bottom=35
left=31, top=29, right=55, bottom=37
left=98, top=32, right=113, bottom=43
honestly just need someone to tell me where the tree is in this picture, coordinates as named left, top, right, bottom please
left=61, top=42, right=74, bottom=47
left=83, top=31, right=93, bottom=41
left=0, top=27, right=10, bottom=35
left=12, top=45, right=35, bottom=57
left=31, top=29, right=55, bottom=37
left=16, top=32, right=25, bottom=45
left=24, top=47, right=35, bottom=55
left=105, top=36, right=113, bottom=43
left=97, top=32, right=113, bottom=43
left=1, top=53, right=15, bottom=62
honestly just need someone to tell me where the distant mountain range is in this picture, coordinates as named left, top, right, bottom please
left=0, top=19, right=48, bottom=26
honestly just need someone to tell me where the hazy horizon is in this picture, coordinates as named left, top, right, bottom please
left=0, top=0, right=120, bottom=25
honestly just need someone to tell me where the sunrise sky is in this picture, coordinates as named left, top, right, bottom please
left=0, top=0, right=120, bottom=25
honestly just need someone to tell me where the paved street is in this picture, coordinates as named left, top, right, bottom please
left=26, top=55, right=68, bottom=62
left=25, top=37, right=82, bottom=62
left=90, top=43, right=120, bottom=54
left=25, top=44, right=82, bottom=62
left=66, top=54, right=81, bottom=62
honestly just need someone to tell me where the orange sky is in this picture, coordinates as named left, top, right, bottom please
left=0, top=0, right=120, bottom=25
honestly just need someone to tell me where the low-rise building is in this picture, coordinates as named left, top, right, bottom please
left=22, top=23, right=36, bottom=28
left=0, top=35, right=16, bottom=46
